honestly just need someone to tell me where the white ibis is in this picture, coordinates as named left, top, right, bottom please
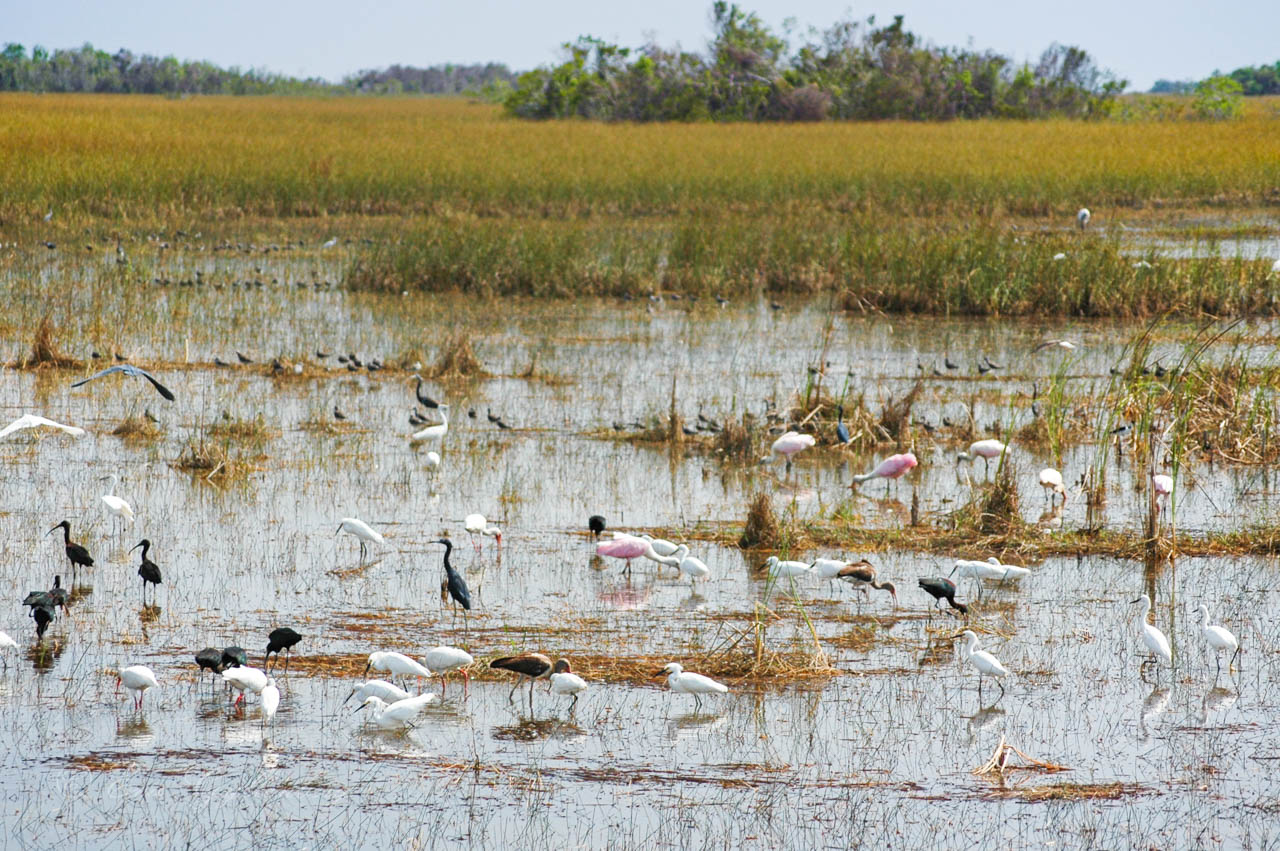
left=657, top=662, right=727, bottom=712
left=1194, top=604, right=1239, bottom=675
left=222, top=665, right=269, bottom=706
left=950, top=557, right=1030, bottom=599
left=100, top=474, right=135, bottom=527
left=490, top=652, right=552, bottom=704
left=356, top=694, right=437, bottom=730
left=0, top=414, right=86, bottom=441
left=549, top=659, right=588, bottom=707
left=463, top=514, right=502, bottom=552
left=957, top=439, right=1008, bottom=478
left=764, top=556, right=813, bottom=579
left=423, top=645, right=474, bottom=696
left=337, top=517, right=384, bottom=560
left=957, top=630, right=1009, bottom=699
left=640, top=534, right=679, bottom=559
left=1131, top=594, right=1173, bottom=672
left=343, top=680, right=412, bottom=706
left=117, top=665, right=159, bottom=709
left=1038, top=468, right=1066, bottom=505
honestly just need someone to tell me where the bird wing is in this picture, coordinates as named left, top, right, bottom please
left=72, top=364, right=175, bottom=400
left=682, top=672, right=728, bottom=693
left=0, top=414, right=86, bottom=440
left=71, top=365, right=126, bottom=387
left=134, top=368, right=176, bottom=401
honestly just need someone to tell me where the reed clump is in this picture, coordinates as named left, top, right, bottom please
left=22, top=317, right=82, bottom=369
left=172, top=438, right=250, bottom=483
left=740, top=492, right=779, bottom=549
left=110, top=415, right=162, bottom=441
left=428, top=332, right=486, bottom=378
left=206, top=413, right=278, bottom=442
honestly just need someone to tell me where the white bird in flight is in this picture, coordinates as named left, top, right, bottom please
left=0, top=414, right=86, bottom=441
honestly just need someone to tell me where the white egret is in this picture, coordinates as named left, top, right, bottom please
left=337, top=517, right=384, bottom=560
left=343, top=680, right=411, bottom=707
left=1194, top=604, right=1239, bottom=675
left=651, top=544, right=710, bottom=585
left=100, top=474, right=135, bottom=527
left=0, top=631, right=17, bottom=668
left=549, top=659, right=588, bottom=707
left=1131, top=594, right=1173, bottom=672
left=410, top=404, right=449, bottom=444
left=950, top=556, right=1029, bottom=599
left=1077, top=207, right=1091, bottom=229
left=424, top=450, right=441, bottom=470
left=356, top=694, right=437, bottom=730
left=957, top=630, right=1010, bottom=698
left=764, top=555, right=813, bottom=579
left=0, top=414, right=86, bottom=441
left=117, top=665, right=159, bottom=709
left=261, top=678, right=280, bottom=727
left=641, top=534, right=680, bottom=559
left=364, top=651, right=431, bottom=686
left=463, top=513, right=502, bottom=552
left=657, top=662, right=728, bottom=712
left=1032, top=340, right=1078, bottom=353
left=423, top=645, right=474, bottom=696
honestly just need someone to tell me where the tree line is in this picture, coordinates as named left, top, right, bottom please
left=1153, top=61, right=1280, bottom=96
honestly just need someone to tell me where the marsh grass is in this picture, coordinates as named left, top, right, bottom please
left=110, top=415, right=162, bottom=441
left=428, top=332, right=486, bottom=378
left=740, top=492, right=779, bottom=549
left=21, top=317, right=82, bottom=369
left=172, top=438, right=251, bottom=483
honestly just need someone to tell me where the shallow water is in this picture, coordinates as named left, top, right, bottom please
left=0, top=235, right=1278, bottom=847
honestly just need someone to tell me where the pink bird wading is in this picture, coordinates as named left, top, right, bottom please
left=763, top=431, right=815, bottom=476
left=595, top=533, right=651, bottom=574
left=851, top=452, right=918, bottom=495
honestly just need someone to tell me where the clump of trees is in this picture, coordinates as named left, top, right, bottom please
left=504, top=4, right=1126, bottom=121
left=344, top=63, right=515, bottom=95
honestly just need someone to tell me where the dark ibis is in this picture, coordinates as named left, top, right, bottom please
left=265, top=627, right=302, bottom=674
left=490, top=652, right=552, bottom=704
left=434, top=538, right=471, bottom=614
left=588, top=515, right=606, bottom=538
left=236, top=351, right=253, bottom=364
left=835, top=560, right=898, bottom=608
left=32, top=605, right=53, bottom=641
left=410, top=374, right=440, bottom=408
left=917, top=577, right=967, bottom=616
left=195, top=647, right=224, bottom=684
left=48, top=575, right=68, bottom=613
left=835, top=405, right=850, bottom=445
left=70, top=364, right=175, bottom=401
left=47, top=521, right=93, bottom=583
left=221, top=646, right=249, bottom=669
left=333, top=406, right=347, bottom=421
left=130, top=539, right=162, bottom=604
left=486, top=408, right=500, bottom=424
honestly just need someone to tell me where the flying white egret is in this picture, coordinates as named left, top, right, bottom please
left=356, top=694, right=437, bottom=730
left=117, top=665, right=159, bottom=709
left=1032, top=340, right=1077, bottom=353
left=1131, top=594, right=1173, bottom=672
left=957, top=630, right=1009, bottom=698
left=0, top=414, right=86, bottom=441
left=100, top=474, right=135, bottom=528
left=342, top=680, right=411, bottom=707
left=222, top=665, right=270, bottom=706
left=261, top=678, right=280, bottom=727
left=422, top=645, right=474, bottom=696
left=71, top=364, right=175, bottom=401
left=410, top=404, right=449, bottom=444
left=549, top=659, right=588, bottom=707
left=1194, top=604, right=1239, bottom=675
left=657, top=662, right=728, bottom=712
left=337, top=517, right=384, bottom=560
left=463, top=514, right=501, bottom=552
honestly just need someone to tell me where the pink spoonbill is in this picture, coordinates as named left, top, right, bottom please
left=596, top=534, right=652, bottom=574
left=851, top=452, right=917, bottom=495
left=957, top=439, right=1008, bottom=479
left=762, top=431, right=815, bottom=474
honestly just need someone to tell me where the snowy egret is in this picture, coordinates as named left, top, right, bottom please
left=950, top=557, right=1029, bottom=599
left=657, top=662, right=728, bottom=712
left=640, top=534, right=680, bottom=558
left=355, top=694, right=437, bottom=730
left=424, top=450, right=441, bottom=470
left=0, top=414, right=86, bottom=441
left=1077, top=208, right=1090, bottom=229
left=342, top=680, right=411, bottom=707
left=1194, top=605, right=1239, bottom=675
left=851, top=452, right=918, bottom=493
left=322, top=237, right=338, bottom=249
left=835, top=560, right=898, bottom=608
left=46, top=521, right=93, bottom=583
left=588, top=515, right=606, bottom=538
left=764, top=556, right=813, bottom=579
left=434, top=539, right=471, bottom=615
left=549, top=659, right=588, bottom=707
left=1131, top=594, right=1173, bottom=672
left=1053, top=252, right=1067, bottom=261
left=763, top=431, right=815, bottom=471
left=423, top=645, right=474, bottom=696
left=464, top=514, right=502, bottom=552
left=100, top=474, right=135, bottom=528
left=129, top=539, right=161, bottom=604
left=117, top=665, right=159, bottom=709
left=490, top=653, right=552, bottom=704
left=596, top=534, right=651, bottom=573
left=337, top=517, right=384, bottom=561
left=957, top=439, right=1008, bottom=478
left=364, top=651, right=432, bottom=686
left=0, top=631, right=16, bottom=668
left=71, top=364, right=175, bottom=401
left=265, top=627, right=302, bottom=674
left=261, top=678, right=280, bottom=727
left=1038, top=468, right=1066, bottom=506
left=222, top=665, right=269, bottom=705
left=410, top=404, right=449, bottom=444
left=957, top=630, right=1009, bottom=699
left=918, top=577, right=967, bottom=616
left=663, top=544, right=711, bottom=585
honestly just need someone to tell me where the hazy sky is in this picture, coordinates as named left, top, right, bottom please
left=5, top=1, right=1276, bottom=91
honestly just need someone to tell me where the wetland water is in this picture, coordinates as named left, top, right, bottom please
left=1, top=235, right=1278, bottom=848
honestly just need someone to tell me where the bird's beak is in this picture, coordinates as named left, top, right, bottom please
left=947, top=566, right=957, bottom=577
left=352, top=704, right=367, bottom=714
left=335, top=526, right=342, bottom=535
left=129, top=541, right=143, bottom=552
left=362, top=662, right=371, bottom=676
left=341, top=691, right=353, bottom=706
left=45, top=525, right=57, bottom=536
left=654, top=669, right=667, bottom=677
left=1129, top=598, right=1141, bottom=604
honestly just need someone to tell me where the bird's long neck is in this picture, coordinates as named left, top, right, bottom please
left=441, top=543, right=453, bottom=570
left=870, top=579, right=890, bottom=591
left=105, top=475, right=116, bottom=496
left=60, top=523, right=71, bottom=545
left=140, top=541, right=150, bottom=560
left=1199, top=608, right=1209, bottom=630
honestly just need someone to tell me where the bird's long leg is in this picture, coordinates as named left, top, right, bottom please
left=508, top=680, right=518, bottom=702
left=1230, top=646, right=1241, bottom=671
left=694, top=694, right=703, bottom=713
left=995, top=679, right=1005, bottom=699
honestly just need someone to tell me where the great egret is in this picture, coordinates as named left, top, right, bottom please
left=0, top=414, right=86, bottom=441
left=337, top=517, right=384, bottom=561
left=1131, top=594, right=1173, bottom=673
left=1194, top=604, right=1239, bottom=675
left=410, top=404, right=449, bottom=444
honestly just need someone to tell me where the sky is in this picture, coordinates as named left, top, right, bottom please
left=5, top=0, right=1277, bottom=91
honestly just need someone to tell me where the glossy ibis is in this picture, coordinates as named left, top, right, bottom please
left=71, top=364, right=175, bottom=401
left=917, top=577, right=968, bottom=616
left=549, top=659, right=588, bottom=708
left=490, top=652, right=552, bottom=704
left=355, top=694, right=437, bottom=730
left=117, top=665, right=159, bottom=709
left=195, top=647, right=224, bottom=684
left=410, top=375, right=440, bottom=408
left=0, top=414, right=86, bottom=441
left=657, top=662, right=727, bottom=712
left=1195, top=605, right=1239, bottom=675
left=337, top=517, right=384, bottom=561
left=587, top=515, right=606, bottom=538
left=130, top=539, right=161, bottom=604
left=47, top=521, right=93, bottom=583
left=265, top=627, right=302, bottom=674
left=221, top=646, right=248, bottom=669
left=32, top=605, right=54, bottom=641
left=957, top=630, right=1009, bottom=699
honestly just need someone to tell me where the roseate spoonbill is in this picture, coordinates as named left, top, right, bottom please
left=651, top=544, right=711, bottom=585
left=1151, top=472, right=1173, bottom=516
left=0, top=414, right=86, bottom=441
left=464, top=514, right=502, bottom=552
left=356, top=694, right=437, bottom=730
left=423, top=646, right=474, bottom=696
left=957, top=439, right=1008, bottom=478
left=957, top=630, right=1009, bottom=699
left=835, top=560, right=898, bottom=608
left=549, top=659, right=589, bottom=707
left=410, top=404, right=449, bottom=444
left=265, top=627, right=302, bottom=674
left=657, top=662, right=728, bottom=712
left=222, top=665, right=269, bottom=706
left=72, top=364, right=175, bottom=401
left=364, top=651, right=431, bottom=687
left=851, top=452, right=918, bottom=493
left=342, top=680, right=411, bottom=707
left=1038, top=468, right=1066, bottom=505
left=490, top=653, right=552, bottom=704
left=918, top=577, right=967, bottom=616
left=129, top=539, right=161, bottom=604
left=47, top=521, right=93, bottom=583
left=337, top=517, right=384, bottom=560
left=763, top=431, right=815, bottom=472
left=1195, top=605, right=1239, bottom=675
left=588, top=515, right=606, bottom=538
left=1077, top=208, right=1090, bottom=229
left=261, top=678, right=280, bottom=727
left=596, top=534, right=650, bottom=573
left=117, top=665, right=159, bottom=709
left=1131, top=594, right=1173, bottom=673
